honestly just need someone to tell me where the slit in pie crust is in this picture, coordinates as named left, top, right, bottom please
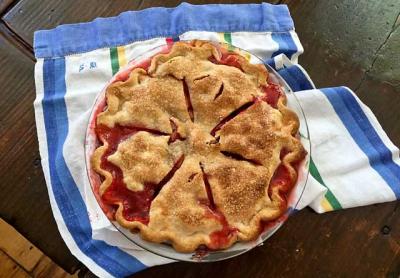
left=91, top=40, right=306, bottom=252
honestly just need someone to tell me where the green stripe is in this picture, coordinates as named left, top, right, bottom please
left=110, top=47, right=120, bottom=75
left=310, top=157, right=342, bottom=210
left=223, top=33, right=232, bottom=44
left=223, top=33, right=234, bottom=51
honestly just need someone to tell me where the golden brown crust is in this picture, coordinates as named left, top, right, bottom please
left=218, top=101, right=283, bottom=166
left=107, top=132, right=177, bottom=191
left=203, top=156, right=282, bottom=241
left=188, top=66, right=260, bottom=131
left=91, top=40, right=306, bottom=252
left=91, top=143, right=112, bottom=196
left=97, top=73, right=190, bottom=133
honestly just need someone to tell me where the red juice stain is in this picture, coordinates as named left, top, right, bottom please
left=101, top=168, right=155, bottom=224
left=200, top=170, right=216, bottom=211
left=192, top=245, right=209, bottom=261
left=168, top=119, right=184, bottom=144
left=135, top=58, right=151, bottom=72
left=260, top=152, right=296, bottom=234
left=199, top=168, right=238, bottom=250
left=208, top=210, right=238, bottom=250
left=200, top=205, right=237, bottom=250
left=88, top=100, right=115, bottom=217
left=270, top=164, right=293, bottom=194
left=182, top=79, right=194, bottom=122
left=260, top=83, right=282, bottom=108
left=165, top=37, right=174, bottom=46
left=114, top=69, right=131, bottom=82
left=209, top=52, right=243, bottom=71
left=90, top=44, right=178, bottom=223
left=95, top=124, right=181, bottom=224
left=96, top=124, right=153, bottom=223
left=268, top=149, right=305, bottom=211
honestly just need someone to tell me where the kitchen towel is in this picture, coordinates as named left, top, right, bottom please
left=33, top=3, right=400, bottom=278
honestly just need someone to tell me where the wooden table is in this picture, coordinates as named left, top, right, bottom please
left=0, top=0, right=399, bottom=277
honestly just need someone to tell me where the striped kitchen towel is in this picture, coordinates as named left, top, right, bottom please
left=33, top=3, right=400, bottom=278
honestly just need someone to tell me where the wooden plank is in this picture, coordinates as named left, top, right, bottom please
left=367, top=17, right=400, bottom=88
left=0, top=250, right=30, bottom=278
left=0, top=219, right=42, bottom=272
left=281, top=0, right=400, bottom=90
left=355, top=18, right=400, bottom=147
left=0, top=218, right=78, bottom=277
left=282, top=0, right=400, bottom=148
left=0, top=22, right=33, bottom=58
left=356, top=77, right=400, bottom=147
left=0, top=24, right=81, bottom=273
left=1, top=0, right=278, bottom=47
left=284, top=0, right=400, bottom=68
left=132, top=203, right=400, bottom=278
left=32, top=256, right=73, bottom=278
left=0, top=0, right=16, bottom=15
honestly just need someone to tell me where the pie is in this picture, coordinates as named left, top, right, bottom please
left=91, top=40, right=306, bottom=252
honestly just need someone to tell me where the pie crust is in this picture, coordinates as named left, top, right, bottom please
left=91, top=40, right=306, bottom=252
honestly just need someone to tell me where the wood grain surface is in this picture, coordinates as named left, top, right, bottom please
left=0, top=218, right=43, bottom=272
left=0, top=250, right=30, bottom=278
left=0, top=219, right=76, bottom=277
left=282, top=0, right=400, bottom=147
left=0, top=0, right=399, bottom=277
left=0, top=0, right=14, bottom=14
left=0, top=22, right=80, bottom=273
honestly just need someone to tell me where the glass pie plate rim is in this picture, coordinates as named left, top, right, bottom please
left=84, top=40, right=311, bottom=262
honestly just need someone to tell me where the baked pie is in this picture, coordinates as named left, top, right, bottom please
left=91, top=40, right=306, bottom=252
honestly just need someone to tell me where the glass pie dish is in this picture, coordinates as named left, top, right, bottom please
left=85, top=41, right=310, bottom=262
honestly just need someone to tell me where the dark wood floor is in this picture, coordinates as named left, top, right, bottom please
left=0, top=0, right=399, bottom=277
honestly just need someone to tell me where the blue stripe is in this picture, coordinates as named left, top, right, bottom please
left=265, top=57, right=314, bottom=92
left=271, top=32, right=297, bottom=59
left=265, top=58, right=276, bottom=69
left=278, top=65, right=314, bottom=91
left=42, top=58, right=147, bottom=277
left=34, top=3, right=294, bottom=58
left=321, top=87, right=400, bottom=198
